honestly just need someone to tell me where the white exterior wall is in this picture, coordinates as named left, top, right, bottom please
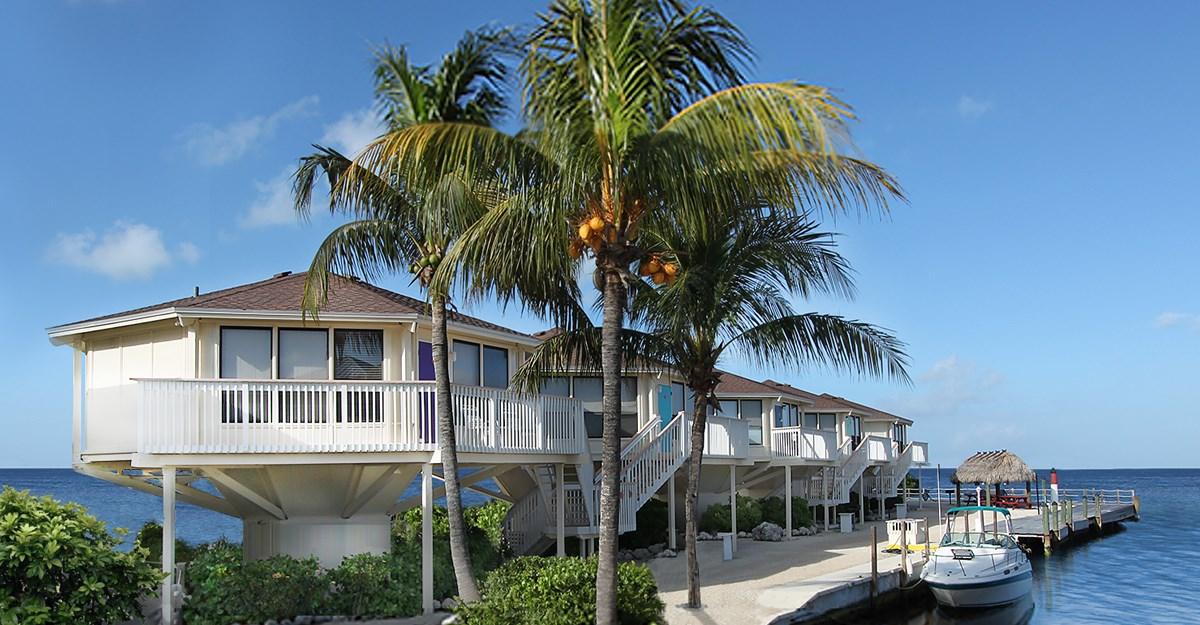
left=84, top=323, right=189, bottom=455
left=243, top=517, right=392, bottom=567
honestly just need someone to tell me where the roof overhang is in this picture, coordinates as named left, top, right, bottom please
left=47, top=307, right=539, bottom=347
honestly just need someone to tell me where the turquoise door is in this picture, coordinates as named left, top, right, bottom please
left=657, top=384, right=673, bottom=426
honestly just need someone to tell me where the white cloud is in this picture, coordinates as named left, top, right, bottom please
left=957, top=95, right=993, bottom=120
left=321, top=108, right=385, bottom=156
left=1154, top=311, right=1200, bottom=331
left=241, top=168, right=298, bottom=228
left=180, top=96, right=319, bottom=166
left=48, top=222, right=191, bottom=280
left=177, top=241, right=201, bottom=264
left=894, top=355, right=1005, bottom=419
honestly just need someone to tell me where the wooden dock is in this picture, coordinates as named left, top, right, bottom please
left=1005, top=490, right=1140, bottom=555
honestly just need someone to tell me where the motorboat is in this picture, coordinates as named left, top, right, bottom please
left=921, top=506, right=1033, bottom=608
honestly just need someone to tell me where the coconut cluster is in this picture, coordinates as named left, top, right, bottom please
left=638, top=254, right=678, bottom=285
left=409, top=242, right=442, bottom=276
left=569, top=215, right=612, bottom=259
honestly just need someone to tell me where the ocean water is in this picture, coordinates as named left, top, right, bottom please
left=0, top=468, right=494, bottom=548
left=868, top=468, right=1200, bottom=625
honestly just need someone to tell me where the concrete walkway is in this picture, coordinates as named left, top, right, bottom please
left=645, top=508, right=946, bottom=625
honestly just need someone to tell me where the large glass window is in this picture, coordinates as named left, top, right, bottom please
left=741, top=400, right=763, bottom=445
left=417, top=341, right=434, bottom=381
left=279, top=329, right=329, bottom=380
left=573, top=376, right=638, bottom=437
left=819, top=413, right=836, bottom=431
left=717, top=399, right=739, bottom=417
left=452, top=340, right=481, bottom=386
left=671, top=382, right=686, bottom=415
left=846, top=414, right=863, bottom=448
left=893, top=423, right=908, bottom=445
left=482, top=345, right=509, bottom=389
left=220, top=328, right=271, bottom=379
left=775, top=403, right=800, bottom=428
left=219, top=327, right=272, bottom=423
left=539, top=376, right=570, bottom=397
left=335, top=329, right=383, bottom=380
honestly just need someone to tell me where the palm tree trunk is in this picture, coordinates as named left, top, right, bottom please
left=595, top=268, right=626, bottom=625
left=685, top=395, right=708, bottom=607
left=432, top=294, right=481, bottom=602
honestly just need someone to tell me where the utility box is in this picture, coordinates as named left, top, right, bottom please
left=886, top=518, right=927, bottom=550
left=839, top=512, right=855, bottom=533
left=894, top=503, right=908, bottom=519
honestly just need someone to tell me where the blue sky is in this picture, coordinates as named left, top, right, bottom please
left=2, top=1, right=1198, bottom=469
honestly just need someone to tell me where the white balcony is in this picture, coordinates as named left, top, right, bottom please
left=910, top=441, right=929, bottom=465
left=770, top=427, right=838, bottom=462
left=136, top=378, right=586, bottom=456
left=700, top=415, right=749, bottom=458
left=866, top=435, right=894, bottom=463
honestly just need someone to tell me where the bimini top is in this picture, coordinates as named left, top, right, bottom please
left=947, top=506, right=1012, bottom=516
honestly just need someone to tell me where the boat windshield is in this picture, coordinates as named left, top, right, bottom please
left=941, top=508, right=1016, bottom=548
left=940, top=531, right=1018, bottom=549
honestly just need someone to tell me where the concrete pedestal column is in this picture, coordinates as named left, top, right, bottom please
left=730, top=466, right=737, bottom=552
left=421, top=463, right=433, bottom=615
left=784, top=465, right=793, bottom=538
left=556, top=463, right=566, bottom=557
left=668, top=471, right=677, bottom=550
left=161, top=467, right=176, bottom=625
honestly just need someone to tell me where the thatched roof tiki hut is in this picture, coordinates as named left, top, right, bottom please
left=951, top=450, right=1038, bottom=508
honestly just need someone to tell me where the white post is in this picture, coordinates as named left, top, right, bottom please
left=784, top=465, right=793, bottom=539
left=822, top=468, right=830, bottom=530
left=422, top=463, right=433, bottom=615
left=71, top=348, right=82, bottom=462
left=668, top=470, right=677, bottom=550
left=729, top=465, right=737, bottom=552
left=858, top=477, right=865, bottom=525
left=556, top=463, right=566, bottom=557
left=936, top=463, right=943, bottom=524
left=161, top=467, right=176, bottom=625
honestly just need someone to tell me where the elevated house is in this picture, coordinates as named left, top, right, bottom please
left=47, top=272, right=928, bottom=615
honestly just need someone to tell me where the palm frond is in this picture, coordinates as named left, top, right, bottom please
left=300, top=219, right=420, bottom=317
left=511, top=325, right=673, bottom=392
left=728, top=313, right=910, bottom=383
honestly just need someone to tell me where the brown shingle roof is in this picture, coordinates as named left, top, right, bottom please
left=818, top=394, right=912, bottom=425
left=760, top=380, right=845, bottom=411
left=54, top=272, right=530, bottom=339
left=714, top=370, right=798, bottom=397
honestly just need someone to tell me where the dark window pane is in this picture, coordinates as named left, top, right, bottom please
left=803, top=412, right=818, bottom=429
left=539, top=377, right=570, bottom=397
left=574, top=377, right=602, bottom=415
left=220, top=328, right=271, bottom=379
left=718, top=399, right=738, bottom=417
left=335, top=330, right=383, bottom=380
left=740, top=400, right=762, bottom=421
left=482, top=346, right=508, bottom=389
left=418, top=341, right=434, bottom=381
left=452, top=340, right=480, bottom=386
left=671, top=382, right=685, bottom=415
left=819, top=413, right=836, bottom=431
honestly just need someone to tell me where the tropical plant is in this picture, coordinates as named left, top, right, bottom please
left=292, top=27, right=513, bottom=603
left=349, top=2, right=903, bottom=620
left=454, top=556, right=663, bottom=625
left=0, top=487, right=162, bottom=625
left=516, top=209, right=909, bottom=606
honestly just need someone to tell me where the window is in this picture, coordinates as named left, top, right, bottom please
left=482, top=345, right=509, bottom=389
left=717, top=399, right=739, bottom=417
left=451, top=340, right=509, bottom=389
left=539, top=376, right=570, bottom=397
left=802, top=412, right=818, bottom=429
left=775, top=403, right=800, bottom=428
left=846, top=414, right=863, bottom=448
left=741, top=400, right=763, bottom=445
left=570, top=376, right=638, bottom=438
left=893, top=423, right=908, bottom=445
left=219, top=327, right=272, bottom=423
left=220, top=328, right=271, bottom=379
left=335, top=330, right=383, bottom=380
left=335, top=330, right=383, bottom=423
left=819, top=413, right=836, bottom=431
left=279, top=329, right=328, bottom=380
left=452, top=340, right=481, bottom=386
left=671, top=382, right=686, bottom=415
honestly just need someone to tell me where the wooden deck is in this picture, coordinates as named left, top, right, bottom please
left=1005, top=500, right=1140, bottom=555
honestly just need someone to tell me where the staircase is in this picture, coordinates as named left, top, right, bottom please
left=882, top=442, right=914, bottom=498
left=806, top=438, right=872, bottom=506
left=502, top=413, right=690, bottom=554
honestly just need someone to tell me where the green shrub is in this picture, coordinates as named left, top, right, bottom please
left=465, top=500, right=511, bottom=548
left=134, top=521, right=199, bottom=564
left=619, top=498, right=669, bottom=549
left=183, top=541, right=326, bottom=625
left=390, top=502, right=508, bottom=598
left=0, top=487, right=162, bottom=625
left=759, top=496, right=814, bottom=528
left=456, top=556, right=664, bottom=625
left=699, top=495, right=762, bottom=533
left=324, top=553, right=417, bottom=618
left=393, top=505, right=451, bottom=544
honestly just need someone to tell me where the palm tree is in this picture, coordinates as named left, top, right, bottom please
left=514, top=209, right=910, bottom=607
left=348, top=2, right=904, bottom=621
left=291, top=28, right=512, bottom=603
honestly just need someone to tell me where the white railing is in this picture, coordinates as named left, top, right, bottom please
left=137, top=378, right=585, bottom=455
left=770, top=427, right=837, bottom=461
left=866, top=435, right=894, bottom=463
left=593, top=412, right=690, bottom=533
left=702, top=415, right=749, bottom=458
left=907, top=487, right=1138, bottom=507
left=503, top=489, right=546, bottom=555
left=910, top=441, right=929, bottom=465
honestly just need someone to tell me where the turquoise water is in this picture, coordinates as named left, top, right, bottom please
left=872, top=468, right=1200, bottom=625
left=0, top=468, right=494, bottom=548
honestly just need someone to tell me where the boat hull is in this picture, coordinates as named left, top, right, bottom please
left=926, top=570, right=1032, bottom=608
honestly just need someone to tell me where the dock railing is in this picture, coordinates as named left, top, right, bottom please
left=900, top=486, right=1137, bottom=507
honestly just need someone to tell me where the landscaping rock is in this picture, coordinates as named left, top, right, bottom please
left=441, top=615, right=461, bottom=625
left=752, top=521, right=785, bottom=542
left=281, top=619, right=292, bottom=625
left=632, top=548, right=652, bottom=560
left=433, top=599, right=442, bottom=611
left=294, top=617, right=313, bottom=625
left=698, top=531, right=714, bottom=541
left=441, top=597, right=459, bottom=611
left=737, top=531, right=751, bottom=539
left=657, top=548, right=677, bottom=558
left=265, top=620, right=278, bottom=625
left=648, top=543, right=665, bottom=555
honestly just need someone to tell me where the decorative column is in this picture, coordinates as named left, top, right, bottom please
left=668, top=471, right=677, bottom=550
left=784, top=465, right=793, bottom=539
left=556, top=463, right=566, bottom=557
left=161, top=467, right=176, bottom=625
left=422, top=463, right=433, bottom=615
left=729, top=466, right=737, bottom=552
